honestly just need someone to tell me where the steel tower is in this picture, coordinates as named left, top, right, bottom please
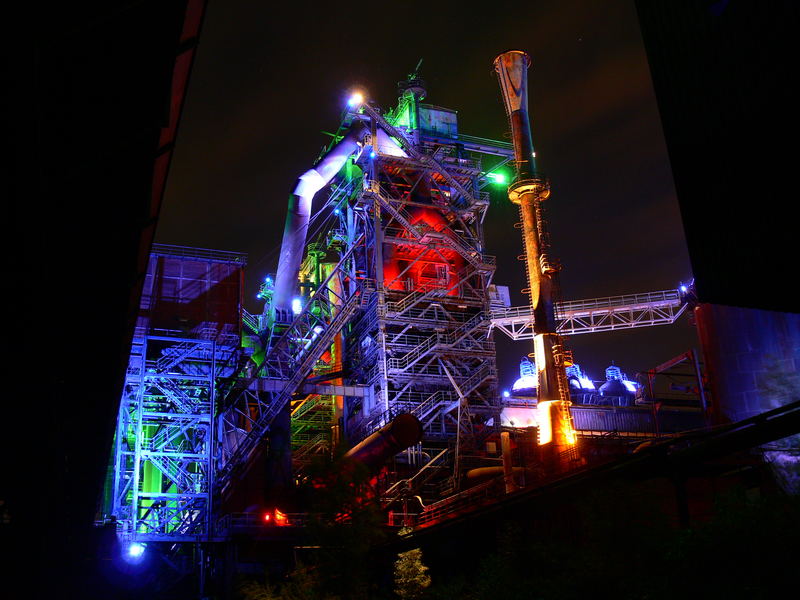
left=212, top=77, right=516, bottom=501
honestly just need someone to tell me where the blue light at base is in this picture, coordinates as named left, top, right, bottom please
left=123, top=542, right=146, bottom=564
left=680, top=284, right=688, bottom=293
left=622, top=379, right=639, bottom=393
left=333, top=208, right=340, bottom=215
left=502, top=390, right=511, bottom=398
left=291, top=297, right=303, bottom=315
left=369, top=151, right=377, bottom=159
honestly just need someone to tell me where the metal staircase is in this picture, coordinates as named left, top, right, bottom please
left=216, top=279, right=372, bottom=489
left=372, top=187, right=495, bottom=272
left=388, top=311, right=487, bottom=372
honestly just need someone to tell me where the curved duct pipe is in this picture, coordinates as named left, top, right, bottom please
left=271, top=120, right=369, bottom=315
left=344, top=413, right=423, bottom=474
left=373, top=128, right=409, bottom=158
left=271, top=119, right=408, bottom=317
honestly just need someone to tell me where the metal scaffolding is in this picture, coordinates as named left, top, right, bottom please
left=343, top=105, right=503, bottom=451
left=108, top=245, right=245, bottom=542
left=210, top=90, right=515, bottom=494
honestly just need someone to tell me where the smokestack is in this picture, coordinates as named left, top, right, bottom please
left=494, top=50, right=537, bottom=179
left=495, top=51, right=578, bottom=461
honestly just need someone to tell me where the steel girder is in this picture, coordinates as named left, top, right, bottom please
left=490, top=289, right=688, bottom=340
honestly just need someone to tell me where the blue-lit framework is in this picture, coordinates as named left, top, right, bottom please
left=104, top=84, right=698, bottom=545
left=111, top=336, right=216, bottom=540
left=213, top=90, right=519, bottom=497
left=108, top=245, right=245, bottom=542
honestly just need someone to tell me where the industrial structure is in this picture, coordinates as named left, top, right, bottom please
left=103, top=52, right=717, bottom=591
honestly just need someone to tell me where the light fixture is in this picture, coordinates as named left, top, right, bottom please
left=347, top=92, right=364, bottom=107
left=291, top=298, right=303, bottom=315
left=122, top=541, right=147, bottom=564
left=486, top=172, right=507, bottom=185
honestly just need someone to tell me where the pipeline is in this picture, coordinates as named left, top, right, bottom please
left=344, top=413, right=423, bottom=474
left=270, top=116, right=409, bottom=320
left=272, top=120, right=369, bottom=316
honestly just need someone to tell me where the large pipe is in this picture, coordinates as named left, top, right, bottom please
left=494, top=51, right=556, bottom=335
left=495, top=50, right=537, bottom=179
left=271, top=119, right=408, bottom=319
left=271, top=121, right=370, bottom=315
left=344, top=413, right=423, bottom=474
left=465, top=466, right=526, bottom=484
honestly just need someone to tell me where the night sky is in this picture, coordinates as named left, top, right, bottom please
left=156, top=0, right=695, bottom=390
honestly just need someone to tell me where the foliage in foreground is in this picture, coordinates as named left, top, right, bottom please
left=393, top=527, right=431, bottom=600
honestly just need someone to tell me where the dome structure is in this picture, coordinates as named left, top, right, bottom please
left=599, top=379, right=631, bottom=397
left=599, top=365, right=638, bottom=399
left=566, top=363, right=595, bottom=391
left=511, top=356, right=537, bottom=394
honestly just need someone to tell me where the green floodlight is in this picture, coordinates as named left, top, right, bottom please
left=486, top=171, right=508, bottom=185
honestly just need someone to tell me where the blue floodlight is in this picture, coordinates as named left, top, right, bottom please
left=680, top=285, right=688, bottom=293
left=122, top=542, right=147, bottom=564
left=503, top=390, right=511, bottom=398
left=265, top=276, right=273, bottom=284
left=369, top=151, right=377, bottom=159
left=291, top=297, right=303, bottom=315
left=333, top=208, right=340, bottom=215
left=256, top=293, right=263, bottom=299
left=622, top=380, right=639, bottom=393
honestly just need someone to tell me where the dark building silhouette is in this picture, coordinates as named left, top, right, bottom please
left=636, top=0, right=798, bottom=313
left=7, top=2, right=207, bottom=597
left=635, top=0, right=799, bottom=423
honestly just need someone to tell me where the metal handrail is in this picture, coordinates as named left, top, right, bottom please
left=151, top=243, right=247, bottom=264
left=491, top=289, right=683, bottom=322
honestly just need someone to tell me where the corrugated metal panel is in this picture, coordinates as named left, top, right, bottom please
left=571, top=406, right=704, bottom=435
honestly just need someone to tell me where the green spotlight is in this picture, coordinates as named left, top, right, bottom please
left=486, top=172, right=507, bottom=185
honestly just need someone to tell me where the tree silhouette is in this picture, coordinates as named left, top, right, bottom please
left=393, top=528, right=431, bottom=600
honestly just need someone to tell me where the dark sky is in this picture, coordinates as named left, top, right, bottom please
left=156, top=0, right=696, bottom=390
